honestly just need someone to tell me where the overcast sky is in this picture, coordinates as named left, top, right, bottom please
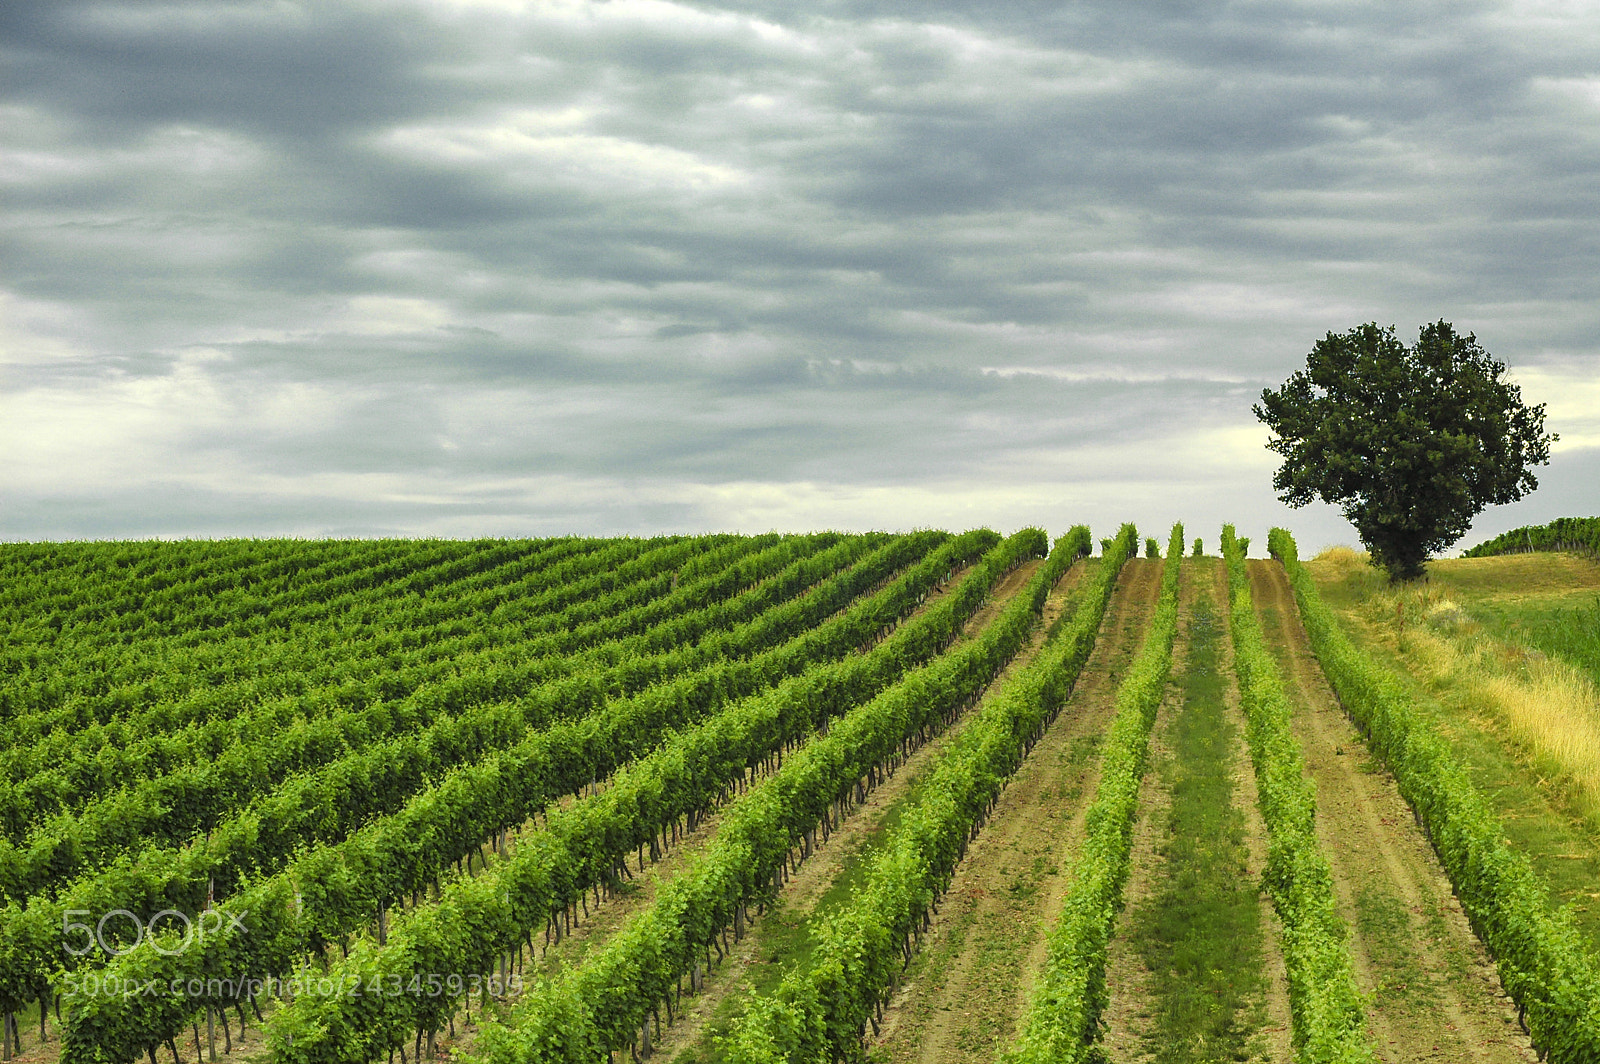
left=4, top=0, right=1598, bottom=550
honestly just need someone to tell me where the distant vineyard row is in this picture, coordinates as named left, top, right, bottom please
left=1465, top=516, right=1600, bottom=559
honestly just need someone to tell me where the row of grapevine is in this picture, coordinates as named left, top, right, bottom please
left=0, top=534, right=754, bottom=796
left=2, top=537, right=436, bottom=729
left=2, top=539, right=518, bottom=673
left=1462, top=516, right=1600, bottom=560
left=0, top=534, right=738, bottom=753
left=9, top=535, right=622, bottom=647
left=1269, top=528, right=1600, bottom=1063
left=460, top=529, right=1066, bottom=1064
left=1, top=528, right=726, bottom=745
left=3, top=539, right=804, bottom=896
left=722, top=524, right=1124, bottom=1064
left=0, top=539, right=441, bottom=643
left=40, top=532, right=998, bottom=1064
left=0, top=534, right=863, bottom=855
left=262, top=529, right=1060, bottom=1064
left=1, top=537, right=637, bottom=748
left=1002, top=523, right=1184, bottom=1064
left=0, top=533, right=946, bottom=1017
left=1220, top=527, right=1371, bottom=1063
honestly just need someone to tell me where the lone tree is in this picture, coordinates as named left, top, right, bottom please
left=1255, top=321, right=1556, bottom=582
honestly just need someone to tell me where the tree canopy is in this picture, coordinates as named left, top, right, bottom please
left=1254, top=321, right=1556, bottom=581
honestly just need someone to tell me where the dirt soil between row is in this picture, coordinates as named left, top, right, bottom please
left=1248, top=560, right=1537, bottom=1064
left=647, top=554, right=1078, bottom=1062
left=1098, top=558, right=1294, bottom=1063
left=870, top=558, right=1166, bottom=1064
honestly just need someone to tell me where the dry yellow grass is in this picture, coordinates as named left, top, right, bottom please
left=1311, top=545, right=1368, bottom=571
left=1477, top=657, right=1600, bottom=816
left=1354, top=580, right=1600, bottom=829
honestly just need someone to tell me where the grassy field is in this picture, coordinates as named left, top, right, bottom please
left=1307, top=547, right=1600, bottom=947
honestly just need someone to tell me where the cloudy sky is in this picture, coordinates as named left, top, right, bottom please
left=4, top=0, right=1598, bottom=549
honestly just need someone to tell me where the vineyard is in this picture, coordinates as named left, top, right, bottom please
left=1, top=528, right=1597, bottom=1064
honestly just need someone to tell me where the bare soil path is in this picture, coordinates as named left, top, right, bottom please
left=1100, top=558, right=1292, bottom=1064
left=869, top=559, right=1166, bottom=1064
left=1248, top=560, right=1537, bottom=1064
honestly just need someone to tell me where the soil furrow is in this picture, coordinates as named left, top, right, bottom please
left=1101, top=558, right=1290, bottom=1064
left=647, top=556, right=1080, bottom=1063
left=1248, top=560, right=1537, bottom=1064
left=869, top=558, right=1166, bottom=1064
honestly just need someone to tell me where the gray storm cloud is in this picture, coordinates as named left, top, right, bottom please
left=2, top=0, right=1596, bottom=544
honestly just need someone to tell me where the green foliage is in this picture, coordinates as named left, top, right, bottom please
left=1221, top=527, right=1372, bottom=1063
left=1145, top=537, right=1160, bottom=559
left=1125, top=579, right=1267, bottom=1064
left=717, top=526, right=1129, bottom=1064
left=1269, top=528, right=1600, bottom=1062
left=1255, top=322, right=1556, bottom=582
left=1, top=536, right=682, bottom=748
left=461, top=529, right=1075, bottom=1064
left=36, top=531, right=996, bottom=1062
left=1003, top=525, right=1184, bottom=1064
left=0, top=535, right=767, bottom=849
left=5, top=536, right=922, bottom=998
left=1463, top=516, right=1600, bottom=561
left=1191, top=538, right=1203, bottom=558
left=265, top=531, right=1061, bottom=1064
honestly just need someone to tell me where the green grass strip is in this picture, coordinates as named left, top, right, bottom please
left=1221, top=526, right=1372, bottom=1064
left=1269, top=528, right=1600, bottom=1063
left=1001, top=523, right=1184, bottom=1064
left=1122, top=563, right=1267, bottom=1063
